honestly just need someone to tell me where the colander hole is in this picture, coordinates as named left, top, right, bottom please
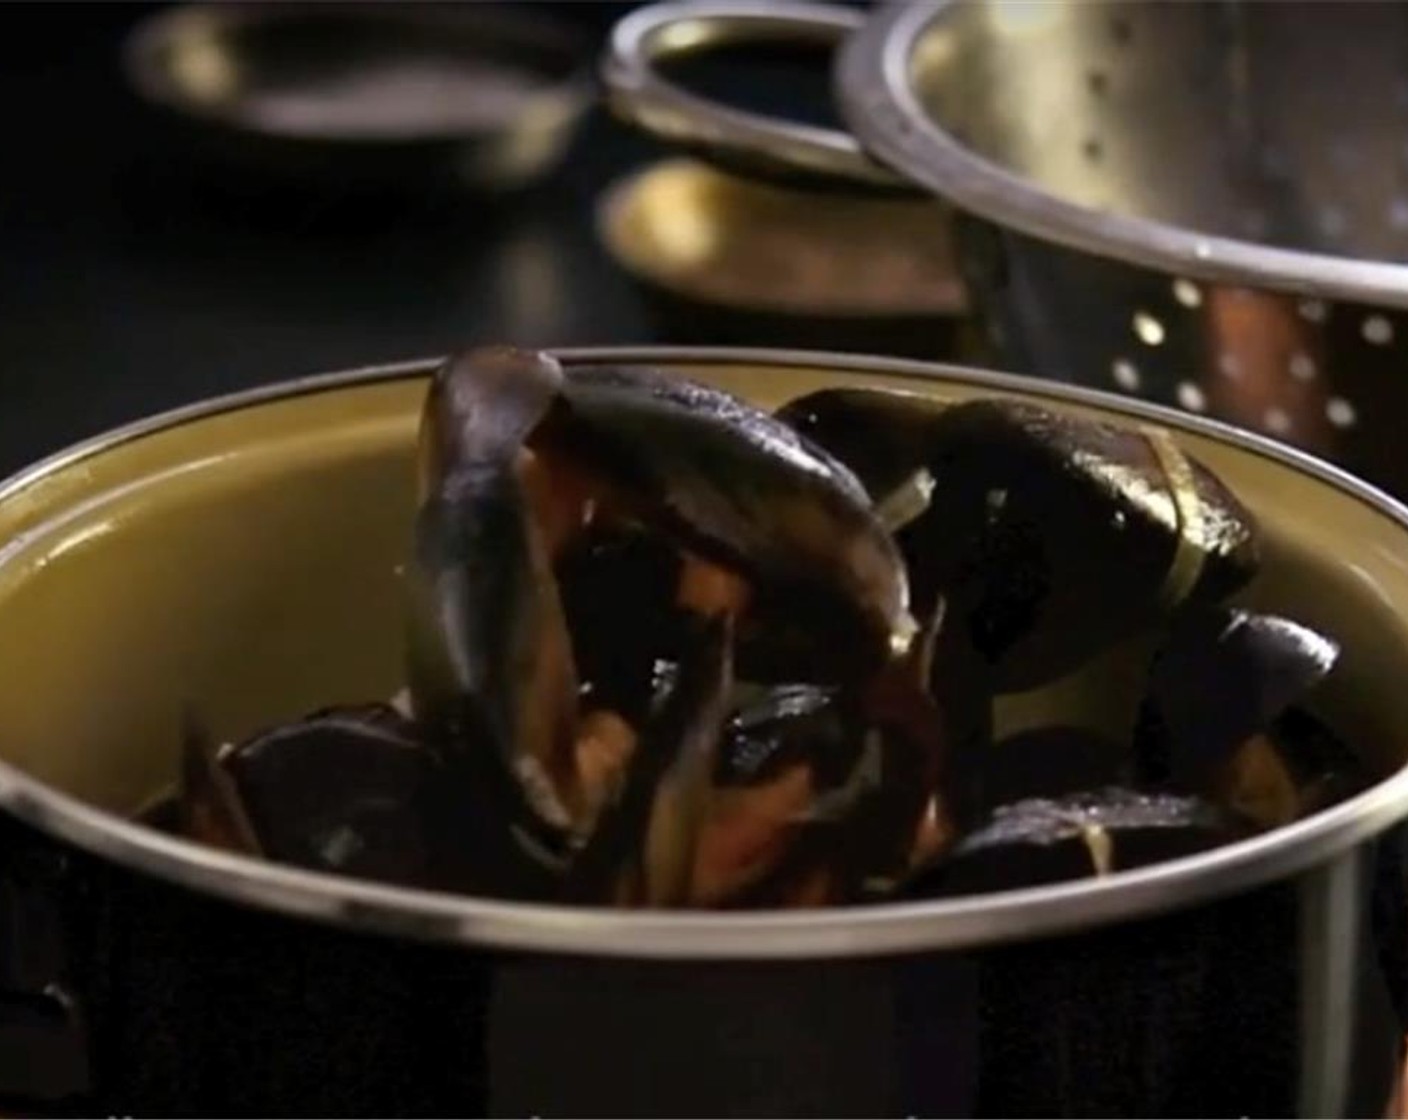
left=1326, top=397, right=1357, bottom=428
left=1109, top=15, right=1131, bottom=43
left=1172, top=278, right=1202, bottom=308
left=1363, top=315, right=1395, bottom=345
left=1086, top=70, right=1108, bottom=96
left=1083, top=137, right=1103, bottom=162
left=1218, top=352, right=1243, bottom=380
left=1111, top=358, right=1140, bottom=391
left=1133, top=311, right=1165, bottom=346
left=1288, top=353, right=1317, bottom=381
left=1176, top=382, right=1207, bottom=413
left=1297, top=299, right=1328, bottom=323
left=1264, top=407, right=1292, bottom=436
left=1390, top=198, right=1408, bottom=231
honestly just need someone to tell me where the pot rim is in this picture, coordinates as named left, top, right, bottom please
left=837, top=0, right=1408, bottom=310
left=2, top=345, right=1407, bottom=960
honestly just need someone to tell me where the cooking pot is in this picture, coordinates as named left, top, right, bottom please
left=604, top=1, right=1408, bottom=501
left=2, top=348, right=1408, bottom=1117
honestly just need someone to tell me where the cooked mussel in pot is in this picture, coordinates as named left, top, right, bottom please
left=145, top=348, right=1369, bottom=909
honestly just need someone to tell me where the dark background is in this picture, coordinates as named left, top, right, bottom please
left=0, top=1, right=859, bottom=476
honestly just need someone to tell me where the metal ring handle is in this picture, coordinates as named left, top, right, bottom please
left=602, top=0, right=911, bottom=191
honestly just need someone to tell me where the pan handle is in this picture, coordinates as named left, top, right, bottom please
left=601, top=0, right=912, bottom=192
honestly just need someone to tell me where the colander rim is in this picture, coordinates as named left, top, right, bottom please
left=838, top=0, right=1408, bottom=310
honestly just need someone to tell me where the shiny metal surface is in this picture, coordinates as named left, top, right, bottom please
left=841, top=0, right=1408, bottom=301
left=603, top=0, right=906, bottom=190
left=606, top=1, right=1408, bottom=498
left=3, top=347, right=1408, bottom=962
left=596, top=158, right=964, bottom=315
left=836, top=0, right=1408, bottom=496
left=122, top=2, right=593, bottom=191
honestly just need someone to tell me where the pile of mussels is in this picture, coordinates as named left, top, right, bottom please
left=169, top=347, right=1365, bottom=908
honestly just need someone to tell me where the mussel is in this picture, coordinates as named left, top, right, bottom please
left=910, top=787, right=1252, bottom=897
left=779, top=389, right=1261, bottom=691
left=155, top=347, right=1363, bottom=913
left=211, top=704, right=448, bottom=889
left=1134, top=607, right=1343, bottom=828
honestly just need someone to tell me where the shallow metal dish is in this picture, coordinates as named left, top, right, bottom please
left=1, top=348, right=1407, bottom=1115
left=598, top=158, right=967, bottom=357
left=123, top=2, right=592, bottom=193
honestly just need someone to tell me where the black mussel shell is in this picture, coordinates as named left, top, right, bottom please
left=717, top=684, right=847, bottom=788
left=775, top=387, right=948, bottom=507
left=220, top=704, right=450, bottom=889
left=781, top=390, right=1261, bottom=691
left=908, top=787, right=1249, bottom=897
left=556, top=525, right=684, bottom=724
left=565, top=615, right=734, bottom=905
left=548, top=364, right=913, bottom=680
left=1269, top=706, right=1369, bottom=812
left=179, top=714, right=261, bottom=855
left=927, top=622, right=996, bottom=831
left=416, top=345, right=564, bottom=499
left=407, top=346, right=583, bottom=839
left=982, top=725, right=1130, bottom=810
left=1134, top=607, right=1339, bottom=788
left=917, top=400, right=1260, bottom=689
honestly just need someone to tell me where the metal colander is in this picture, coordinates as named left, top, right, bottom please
left=605, top=0, right=1408, bottom=499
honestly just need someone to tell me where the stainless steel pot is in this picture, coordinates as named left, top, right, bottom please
left=3, top=348, right=1408, bottom=1116
left=604, top=1, right=1408, bottom=500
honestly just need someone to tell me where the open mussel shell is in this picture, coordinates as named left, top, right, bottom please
left=1270, top=706, right=1370, bottom=814
left=908, top=787, right=1251, bottom=898
left=407, top=347, right=587, bottom=846
left=556, top=525, right=684, bottom=725
left=1135, top=607, right=1340, bottom=785
left=690, top=684, right=858, bottom=907
left=779, top=390, right=1261, bottom=692
left=217, top=704, right=448, bottom=889
left=717, top=683, right=847, bottom=788
left=550, top=364, right=914, bottom=679
left=179, top=714, right=261, bottom=855
left=565, top=615, right=734, bottom=906
left=1132, top=606, right=1346, bottom=833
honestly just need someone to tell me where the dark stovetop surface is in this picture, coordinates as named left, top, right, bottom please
left=0, top=2, right=689, bottom=477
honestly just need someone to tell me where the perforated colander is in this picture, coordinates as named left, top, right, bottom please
left=605, top=0, right=1408, bottom=499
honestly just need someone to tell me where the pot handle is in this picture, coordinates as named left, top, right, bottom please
left=601, top=0, right=913, bottom=192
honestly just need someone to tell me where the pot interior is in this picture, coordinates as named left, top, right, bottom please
left=0, top=356, right=1406, bottom=880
